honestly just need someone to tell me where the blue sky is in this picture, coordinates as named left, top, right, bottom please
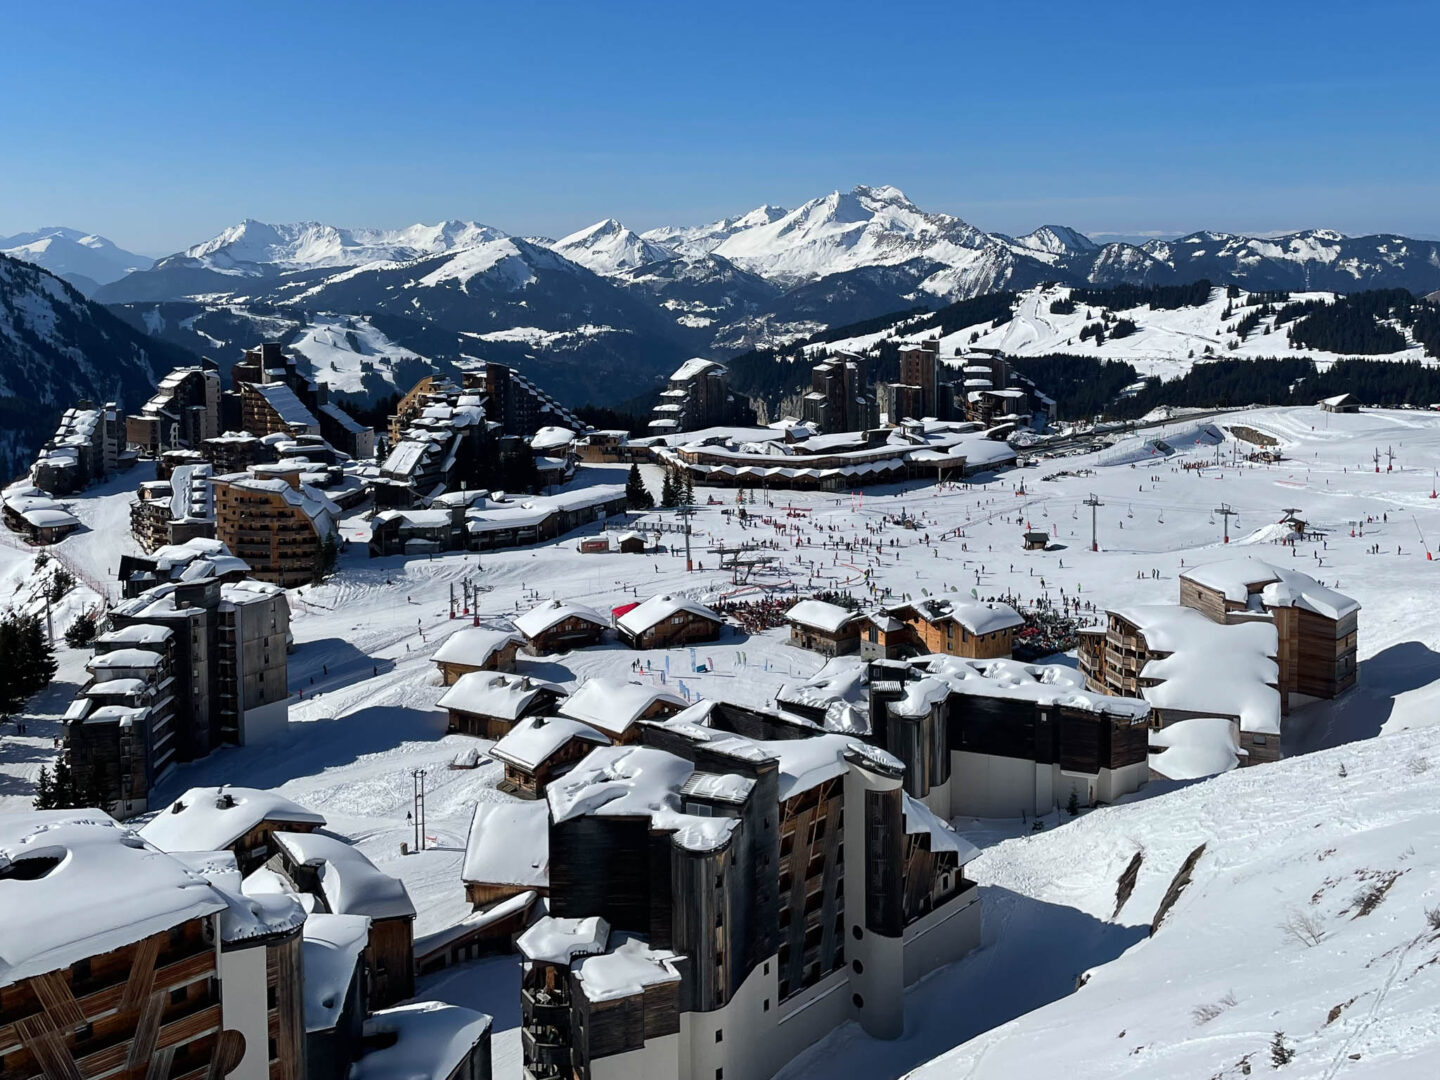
left=2, top=0, right=1436, bottom=254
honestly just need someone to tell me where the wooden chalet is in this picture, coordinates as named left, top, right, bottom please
left=614, top=593, right=724, bottom=650
left=437, top=672, right=562, bottom=740
left=269, top=831, right=417, bottom=1008
left=857, top=611, right=913, bottom=660
left=432, top=628, right=520, bottom=685
left=492, top=715, right=610, bottom=797
left=1022, top=530, right=1050, bottom=551
left=1319, top=392, right=1360, bottom=413
left=556, top=677, right=688, bottom=744
left=513, top=599, right=609, bottom=655
left=785, top=599, right=861, bottom=656
left=887, top=597, right=1023, bottom=659
left=140, top=785, right=326, bottom=874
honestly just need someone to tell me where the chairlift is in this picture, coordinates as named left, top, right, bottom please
left=1127, top=505, right=1134, bottom=519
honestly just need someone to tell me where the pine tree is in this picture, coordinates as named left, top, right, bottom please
left=33, top=765, right=54, bottom=810
left=660, top=468, right=678, bottom=508
left=20, top=615, right=56, bottom=696
left=1269, top=1032, right=1294, bottom=1067
left=625, top=464, right=653, bottom=510
left=682, top=470, right=695, bottom=507
left=65, top=610, right=99, bottom=648
left=1066, top=790, right=1080, bottom=817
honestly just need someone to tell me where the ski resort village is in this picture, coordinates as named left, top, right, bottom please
left=2, top=311, right=1439, bottom=1080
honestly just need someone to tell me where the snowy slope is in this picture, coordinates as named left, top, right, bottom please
left=177, top=218, right=507, bottom=274
left=548, top=219, right=676, bottom=275
left=0, top=227, right=153, bottom=293
left=814, top=284, right=1433, bottom=383
left=902, top=726, right=1440, bottom=1080
left=641, top=204, right=789, bottom=257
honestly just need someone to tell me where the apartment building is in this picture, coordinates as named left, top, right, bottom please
left=518, top=713, right=980, bottom=1080
left=648, top=358, right=736, bottom=434
left=800, top=353, right=877, bottom=435
left=211, top=467, right=338, bottom=587
left=131, top=462, right=217, bottom=552
left=0, top=811, right=309, bottom=1080
left=126, top=364, right=221, bottom=457
left=1077, top=557, right=1359, bottom=765
left=30, top=401, right=126, bottom=495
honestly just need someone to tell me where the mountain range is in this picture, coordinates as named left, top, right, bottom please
left=0, top=227, right=153, bottom=295
left=7, top=185, right=1440, bottom=410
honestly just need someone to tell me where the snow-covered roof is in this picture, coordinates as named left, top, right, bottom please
left=141, top=787, right=326, bottom=853
left=1113, top=604, right=1281, bottom=734
left=432, top=627, right=518, bottom=668
left=894, top=656, right=1152, bottom=718
left=87, top=648, right=164, bottom=671
left=670, top=357, right=724, bottom=381
left=96, top=624, right=174, bottom=646
left=348, top=1001, right=493, bottom=1080
left=616, top=593, right=722, bottom=635
left=903, top=795, right=980, bottom=864
left=0, top=812, right=230, bottom=988
left=785, top=599, right=859, bottom=635
left=272, top=831, right=416, bottom=920
left=513, top=599, right=608, bottom=639
left=557, top=677, right=687, bottom=738
left=516, top=915, right=609, bottom=966
left=574, top=933, right=682, bottom=1003
left=1149, top=717, right=1243, bottom=780
left=547, top=745, right=742, bottom=852
left=437, top=671, right=559, bottom=720
left=896, top=597, right=1024, bottom=635
left=302, top=912, right=372, bottom=1033
left=777, top=656, right=870, bottom=734
left=491, top=715, right=610, bottom=771
left=170, top=850, right=307, bottom=945
left=254, top=382, right=320, bottom=430
left=461, top=801, right=549, bottom=889
left=1180, top=558, right=1360, bottom=620
left=529, top=426, right=576, bottom=452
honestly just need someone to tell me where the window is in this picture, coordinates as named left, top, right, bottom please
left=715, top=1030, right=723, bottom=1043
left=170, top=986, right=186, bottom=1006
left=852, top=993, right=864, bottom=1009
left=763, top=999, right=770, bottom=1012
left=716, top=1070, right=723, bottom=1080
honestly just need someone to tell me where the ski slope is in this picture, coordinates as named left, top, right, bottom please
left=6, top=407, right=1440, bottom=1077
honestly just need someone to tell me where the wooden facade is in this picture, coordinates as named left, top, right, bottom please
left=521, top=616, right=606, bottom=657
left=775, top=776, right=845, bottom=1001
left=618, top=609, right=722, bottom=651
left=496, top=734, right=597, bottom=799
left=435, top=640, right=520, bottom=685
left=787, top=621, right=860, bottom=657
left=892, top=606, right=1015, bottom=659
left=212, top=479, right=325, bottom=589
left=0, top=917, right=244, bottom=1080
left=446, top=688, right=559, bottom=741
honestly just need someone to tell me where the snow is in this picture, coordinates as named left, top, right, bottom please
left=461, top=801, right=549, bottom=890
left=670, top=357, right=724, bottom=381
left=491, top=715, right=609, bottom=771
left=785, top=598, right=859, bottom=634
left=512, top=599, right=606, bottom=640
left=1148, top=716, right=1242, bottom=779
left=348, top=1001, right=492, bottom=1080
left=179, top=218, right=506, bottom=273
left=171, top=850, right=308, bottom=945
left=556, top=677, right=686, bottom=738
left=0, top=812, right=230, bottom=987
left=253, top=382, right=320, bottom=430
left=285, top=315, right=427, bottom=399
left=549, top=218, right=675, bottom=275
left=900, top=596, right=1024, bottom=635
left=1180, top=556, right=1360, bottom=620
left=437, top=672, right=559, bottom=720
left=432, top=628, right=518, bottom=668
left=516, top=915, right=609, bottom=966
left=546, top=744, right=740, bottom=853
left=903, top=795, right=980, bottom=863
left=616, top=593, right=721, bottom=636
left=301, top=911, right=372, bottom=1032
left=573, top=933, right=682, bottom=1003
left=271, top=831, right=417, bottom=920
left=528, top=426, right=576, bottom=453
left=140, top=786, right=326, bottom=853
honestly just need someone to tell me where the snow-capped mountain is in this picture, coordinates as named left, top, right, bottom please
left=1005, top=224, right=1101, bottom=259
left=177, top=218, right=506, bottom=273
left=549, top=219, right=676, bottom=275
left=641, top=204, right=789, bottom=257
left=0, top=227, right=153, bottom=295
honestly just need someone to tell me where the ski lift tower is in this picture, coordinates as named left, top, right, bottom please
left=1215, top=503, right=1238, bottom=544
left=1083, top=493, right=1104, bottom=552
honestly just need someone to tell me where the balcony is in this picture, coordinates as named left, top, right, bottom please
left=521, top=987, right=570, bottom=1028
left=521, top=1026, right=572, bottom=1069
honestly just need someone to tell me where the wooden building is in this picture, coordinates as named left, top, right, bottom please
left=886, top=597, right=1023, bottom=659
left=210, top=469, right=337, bottom=588
left=556, top=677, right=687, bottom=744
left=857, top=611, right=912, bottom=660
left=301, top=913, right=372, bottom=1080
left=349, top=1002, right=492, bottom=1080
left=462, top=800, right=550, bottom=913
left=141, top=785, right=326, bottom=874
left=432, top=628, right=520, bottom=684
left=1319, top=392, right=1360, bottom=413
left=1022, top=530, right=1050, bottom=551
left=437, top=672, right=562, bottom=740
left=0, top=812, right=307, bottom=1080
left=492, top=715, right=611, bottom=798
left=785, top=599, right=861, bottom=656
left=269, top=831, right=417, bottom=1008
left=614, top=594, right=724, bottom=650
left=513, top=599, right=609, bottom=655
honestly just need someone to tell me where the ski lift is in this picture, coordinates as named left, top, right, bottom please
left=1127, top=505, right=1134, bottom=519
left=1158, top=511, right=1165, bottom=524
left=1208, top=512, right=1215, bottom=525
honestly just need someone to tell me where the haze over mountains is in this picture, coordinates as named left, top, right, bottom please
left=6, top=184, right=1440, bottom=413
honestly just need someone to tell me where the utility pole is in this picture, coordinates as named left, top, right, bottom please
left=410, top=769, right=427, bottom=852
left=1215, top=502, right=1238, bottom=544
left=1083, top=493, right=1103, bottom=552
